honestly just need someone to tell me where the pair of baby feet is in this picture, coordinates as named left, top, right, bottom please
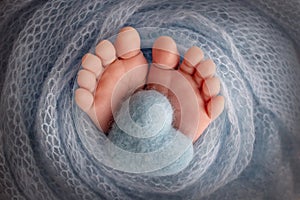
left=75, top=27, right=224, bottom=143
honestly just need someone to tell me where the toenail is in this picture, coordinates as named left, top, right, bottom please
left=115, top=27, right=141, bottom=59
left=153, top=36, right=179, bottom=55
left=119, top=26, right=135, bottom=33
left=194, top=59, right=216, bottom=79
left=75, top=88, right=94, bottom=112
left=82, top=53, right=103, bottom=77
left=77, top=70, right=96, bottom=92
left=202, top=77, right=221, bottom=98
left=152, top=36, right=180, bottom=69
left=183, top=46, right=204, bottom=67
left=207, top=96, right=225, bottom=120
left=95, top=40, right=117, bottom=66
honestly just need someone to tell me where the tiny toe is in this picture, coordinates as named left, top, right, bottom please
left=114, top=26, right=141, bottom=59
left=82, top=53, right=103, bottom=78
left=180, top=46, right=204, bottom=74
left=75, top=88, right=94, bottom=112
left=152, top=36, right=180, bottom=69
left=202, top=77, right=221, bottom=100
left=207, top=96, right=225, bottom=120
left=95, top=40, right=117, bottom=66
left=194, top=59, right=216, bottom=85
left=77, top=69, right=97, bottom=92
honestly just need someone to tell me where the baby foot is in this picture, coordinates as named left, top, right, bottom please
left=75, top=27, right=148, bottom=133
left=147, top=36, right=225, bottom=143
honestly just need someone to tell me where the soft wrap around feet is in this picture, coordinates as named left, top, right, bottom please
left=2, top=1, right=300, bottom=200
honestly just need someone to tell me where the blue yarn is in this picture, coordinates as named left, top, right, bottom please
left=108, top=90, right=193, bottom=175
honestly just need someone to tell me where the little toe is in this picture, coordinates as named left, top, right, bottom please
left=75, top=88, right=94, bottom=112
left=180, top=46, right=204, bottom=75
left=202, top=77, right=221, bottom=101
left=95, top=40, right=117, bottom=66
left=77, top=69, right=97, bottom=93
left=152, top=36, right=180, bottom=69
left=193, top=59, right=216, bottom=86
left=114, top=26, right=141, bottom=59
left=207, top=95, right=225, bottom=120
left=82, top=53, right=103, bottom=78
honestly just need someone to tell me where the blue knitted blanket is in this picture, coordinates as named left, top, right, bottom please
left=0, top=0, right=299, bottom=199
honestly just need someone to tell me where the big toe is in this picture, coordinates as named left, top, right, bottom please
left=114, top=26, right=141, bottom=59
left=152, top=36, right=180, bottom=69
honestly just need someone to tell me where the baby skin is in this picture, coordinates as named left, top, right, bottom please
left=75, top=27, right=224, bottom=143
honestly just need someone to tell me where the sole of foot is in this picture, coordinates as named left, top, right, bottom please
left=147, top=36, right=225, bottom=143
left=75, top=27, right=148, bottom=133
